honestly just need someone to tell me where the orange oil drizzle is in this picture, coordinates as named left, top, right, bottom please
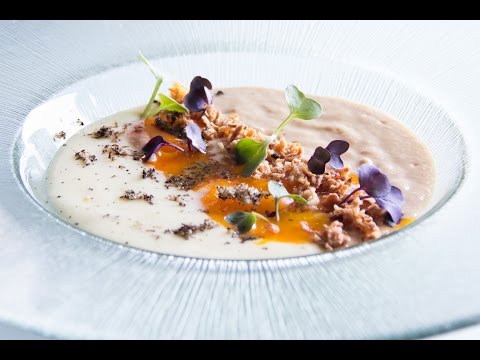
left=143, top=121, right=327, bottom=244
left=142, top=120, right=413, bottom=245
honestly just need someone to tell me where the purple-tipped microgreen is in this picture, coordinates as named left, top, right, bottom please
left=308, top=140, right=349, bottom=174
left=147, top=93, right=188, bottom=117
left=235, top=85, right=322, bottom=177
left=138, top=52, right=164, bottom=118
left=142, top=135, right=184, bottom=163
left=225, top=210, right=270, bottom=234
left=268, top=180, right=307, bottom=221
left=183, top=76, right=213, bottom=113
left=341, top=163, right=404, bottom=225
left=185, top=122, right=207, bottom=154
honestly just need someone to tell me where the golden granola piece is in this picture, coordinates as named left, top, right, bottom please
left=331, top=197, right=381, bottom=240
left=169, top=81, right=188, bottom=104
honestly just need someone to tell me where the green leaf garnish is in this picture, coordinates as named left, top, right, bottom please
left=225, top=211, right=270, bottom=234
left=285, top=85, right=322, bottom=121
left=139, top=52, right=189, bottom=118
left=138, top=52, right=164, bottom=118
left=234, top=137, right=271, bottom=176
left=267, top=180, right=307, bottom=221
left=235, top=85, right=322, bottom=177
left=147, top=93, right=188, bottom=117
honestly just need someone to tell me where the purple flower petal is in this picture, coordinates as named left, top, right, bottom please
left=375, top=186, right=404, bottom=225
left=183, top=76, right=213, bottom=113
left=358, top=163, right=391, bottom=198
left=307, top=147, right=331, bottom=175
left=325, top=140, right=349, bottom=169
left=185, top=122, right=207, bottom=154
left=142, top=135, right=184, bottom=162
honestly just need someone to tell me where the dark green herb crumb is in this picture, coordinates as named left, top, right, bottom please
left=165, top=160, right=230, bottom=190
left=165, top=219, right=216, bottom=239
left=89, top=125, right=114, bottom=138
left=120, top=190, right=154, bottom=205
left=142, top=168, right=158, bottom=181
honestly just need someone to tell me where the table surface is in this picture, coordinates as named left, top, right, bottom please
left=0, top=320, right=479, bottom=340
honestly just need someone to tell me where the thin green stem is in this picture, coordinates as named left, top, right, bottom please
left=253, top=211, right=270, bottom=224
left=142, top=78, right=162, bottom=118
left=274, top=113, right=295, bottom=136
left=274, top=199, right=280, bottom=222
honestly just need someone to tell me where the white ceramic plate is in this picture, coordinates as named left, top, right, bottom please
left=1, top=20, right=479, bottom=339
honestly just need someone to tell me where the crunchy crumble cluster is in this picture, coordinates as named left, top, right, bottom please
left=201, top=105, right=322, bottom=206
left=145, top=84, right=388, bottom=247
left=216, top=184, right=269, bottom=206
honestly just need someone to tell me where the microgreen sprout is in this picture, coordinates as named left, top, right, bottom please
left=183, top=76, right=213, bottom=113
left=268, top=180, right=307, bottom=221
left=225, top=210, right=270, bottom=234
left=147, top=94, right=188, bottom=117
left=138, top=52, right=164, bottom=118
left=139, top=52, right=188, bottom=118
left=185, top=122, right=207, bottom=154
left=308, top=140, right=350, bottom=175
left=142, top=136, right=184, bottom=163
left=235, top=85, right=322, bottom=177
left=341, top=164, right=404, bottom=225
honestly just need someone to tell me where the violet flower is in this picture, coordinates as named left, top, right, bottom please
left=142, top=136, right=184, bottom=163
left=183, top=76, right=213, bottom=113
left=307, top=140, right=349, bottom=174
left=185, top=122, right=207, bottom=154
left=341, top=163, right=404, bottom=225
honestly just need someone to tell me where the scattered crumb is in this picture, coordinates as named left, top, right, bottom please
left=89, top=125, right=114, bottom=138
left=142, top=168, right=158, bottom=181
left=165, top=219, right=216, bottom=239
left=217, top=183, right=269, bottom=206
left=102, top=144, right=128, bottom=161
left=120, top=190, right=154, bottom=205
left=54, top=131, right=66, bottom=141
left=130, top=150, right=143, bottom=161
left=238, top=234, right=258, bottom=243
left=75, top=150, right=97, bottom=166
left=77, top=119, right=84, bottom=126
left=167, top=194, right=190, bottom=207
